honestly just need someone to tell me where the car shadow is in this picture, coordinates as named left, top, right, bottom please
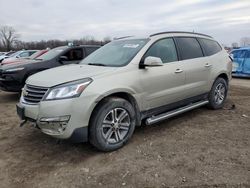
left=232, top=76, right=250, bottom=80
left=0, top=91, right=19, bottom=103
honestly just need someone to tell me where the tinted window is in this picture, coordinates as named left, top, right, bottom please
left=63, top=48, right=83, bottom=61
left=85, top=47, right=99, bottom=56
left=175, top=37, right=203, bottom=60
left=144, top=38, right=178, bottom=63
left=199, top=38, right=222, bottom=56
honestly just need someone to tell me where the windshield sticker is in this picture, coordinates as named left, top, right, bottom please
left=123, top=44, right=140, bottom=48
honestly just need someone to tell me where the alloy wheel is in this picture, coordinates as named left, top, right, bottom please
left=101, top=108, right=131, bottom=144
left=214, top=83, right=226, bottom=105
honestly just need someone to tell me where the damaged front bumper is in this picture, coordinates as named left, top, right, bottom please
left=16, top=102, right=88, bottom=143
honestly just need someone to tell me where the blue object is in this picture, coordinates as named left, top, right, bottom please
left=231, top=47, right=250, bottom=77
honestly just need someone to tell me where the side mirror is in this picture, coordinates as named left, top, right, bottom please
left=143, top=56, right=163, bottom=67
left=59, top=56, right=68, bottom=63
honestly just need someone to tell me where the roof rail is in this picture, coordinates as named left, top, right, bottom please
left=150, top=31, right=212, bottom=38
left=113, top=36, right=134, bottom=40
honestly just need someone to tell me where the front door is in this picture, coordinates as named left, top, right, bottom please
left=139, top=38, right=186, bottom=110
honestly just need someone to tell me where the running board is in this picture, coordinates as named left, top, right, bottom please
left=145, top=100, right=209, bottom=125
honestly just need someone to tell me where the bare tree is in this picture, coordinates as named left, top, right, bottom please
left=231, top=42, right=239, bottom=48
left=103, top=36, right=111, bottom=43
left=240, top=37, right=250, bottom=47
left=0, top=26, right=19, bottom=51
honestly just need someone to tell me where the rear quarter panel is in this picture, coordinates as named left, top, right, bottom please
left=209, top=49, right=232, bottom=89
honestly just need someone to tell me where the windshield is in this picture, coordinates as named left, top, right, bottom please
left=9, top=51, right=20, bottom=57
left=36, top=47, right=67, bottom=61
left=28, top=50, right=48, bottom=59
left=6, top=51, right=15, bottom=56
left=28, top=51, right=42, bottom=59
left=80, top=39, right=149, bottom=67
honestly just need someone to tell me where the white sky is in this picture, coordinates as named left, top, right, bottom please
left=0, top=0, right=250, bottom=46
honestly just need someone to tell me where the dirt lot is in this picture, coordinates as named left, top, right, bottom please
left=0, top=78, right=249, bottom=188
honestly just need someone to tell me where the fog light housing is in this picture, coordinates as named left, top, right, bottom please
left=39, top=115, right=71, bottom=135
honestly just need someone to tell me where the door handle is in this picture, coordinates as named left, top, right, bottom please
left=175, top=69, right=183, bottom=73
left=205, top=63, right=212, bottom=68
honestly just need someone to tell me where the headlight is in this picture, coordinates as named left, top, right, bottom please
left=4, top=67, right=25, bottom=73
left=45, top=78, right=92, bottom=100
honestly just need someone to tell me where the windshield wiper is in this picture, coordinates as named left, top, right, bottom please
left=88, top=63, right=106, bottom=66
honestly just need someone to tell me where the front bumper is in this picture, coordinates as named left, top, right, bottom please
left=16, top=95, right=98, bottom=142
left=0, top=75, right=23, bottom=92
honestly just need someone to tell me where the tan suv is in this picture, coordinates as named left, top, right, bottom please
left=17, top=31, right=232, bottom=151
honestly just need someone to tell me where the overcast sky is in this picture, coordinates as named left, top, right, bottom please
left=0, top=0, right=249, bottom=46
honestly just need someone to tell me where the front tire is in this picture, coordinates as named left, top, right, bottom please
left=208, top=77, right=228, bottom=109
left=89, top=97, right=136, bottom=151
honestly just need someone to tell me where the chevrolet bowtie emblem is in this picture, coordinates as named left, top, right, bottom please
left=23, top=89, right=28, bottom=97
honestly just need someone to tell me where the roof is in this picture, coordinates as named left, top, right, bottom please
left=232, top=47, right=250, bottom=51
left=114, top=31, right=213, bottom=41
left=239, top=47, right=250, bottom=50
left=68, top=45, right=101, bottom=48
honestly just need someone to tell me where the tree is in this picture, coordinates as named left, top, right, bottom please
left=232, top=42, right=239, bottom=48
left=103, top=36, right=111, bottom=43
left=240, top=37, right=250, bottom=47
left=0, top=26, right=19, bottom=51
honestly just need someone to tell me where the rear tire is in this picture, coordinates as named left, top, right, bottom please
left=207, top=77, right=228, bottom=109
left=89, top=97, right=136, bottom=151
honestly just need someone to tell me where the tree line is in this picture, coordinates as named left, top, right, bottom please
left=1, top=25, right=250, bottom=52
left=0, top=25, right=111, bottom=52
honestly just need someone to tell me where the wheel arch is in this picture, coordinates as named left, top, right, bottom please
left=89, top=91, right=142, bottom=127
left=217, top=72, right=229, bottom=84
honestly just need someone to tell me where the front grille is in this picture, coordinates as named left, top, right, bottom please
left=23, top=85, right=49, bottom=104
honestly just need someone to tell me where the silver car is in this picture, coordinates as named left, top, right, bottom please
left=17, top=31, right=232, bottom=151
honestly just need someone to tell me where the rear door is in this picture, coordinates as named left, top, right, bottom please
left=175, top=37, right=209, bottom=98
left=140, top=38, right=186, bottom=110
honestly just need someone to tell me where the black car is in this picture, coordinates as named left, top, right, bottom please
left=0, top=45, right=100, bottom=92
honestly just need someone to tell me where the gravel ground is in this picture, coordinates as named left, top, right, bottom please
left=231, top=78, right=250, bottom=88
left=0, top=79, right=249, bottom=188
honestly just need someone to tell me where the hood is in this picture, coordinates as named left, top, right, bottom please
left=0, top=55, right=8, bottom=60
left=1, top=58, right=28, bottom=65
left=27, top=64, right=116, bottom=87
left=2, top=57, right=17, bottom=62
left=0, top=59, right=42, bottom=69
